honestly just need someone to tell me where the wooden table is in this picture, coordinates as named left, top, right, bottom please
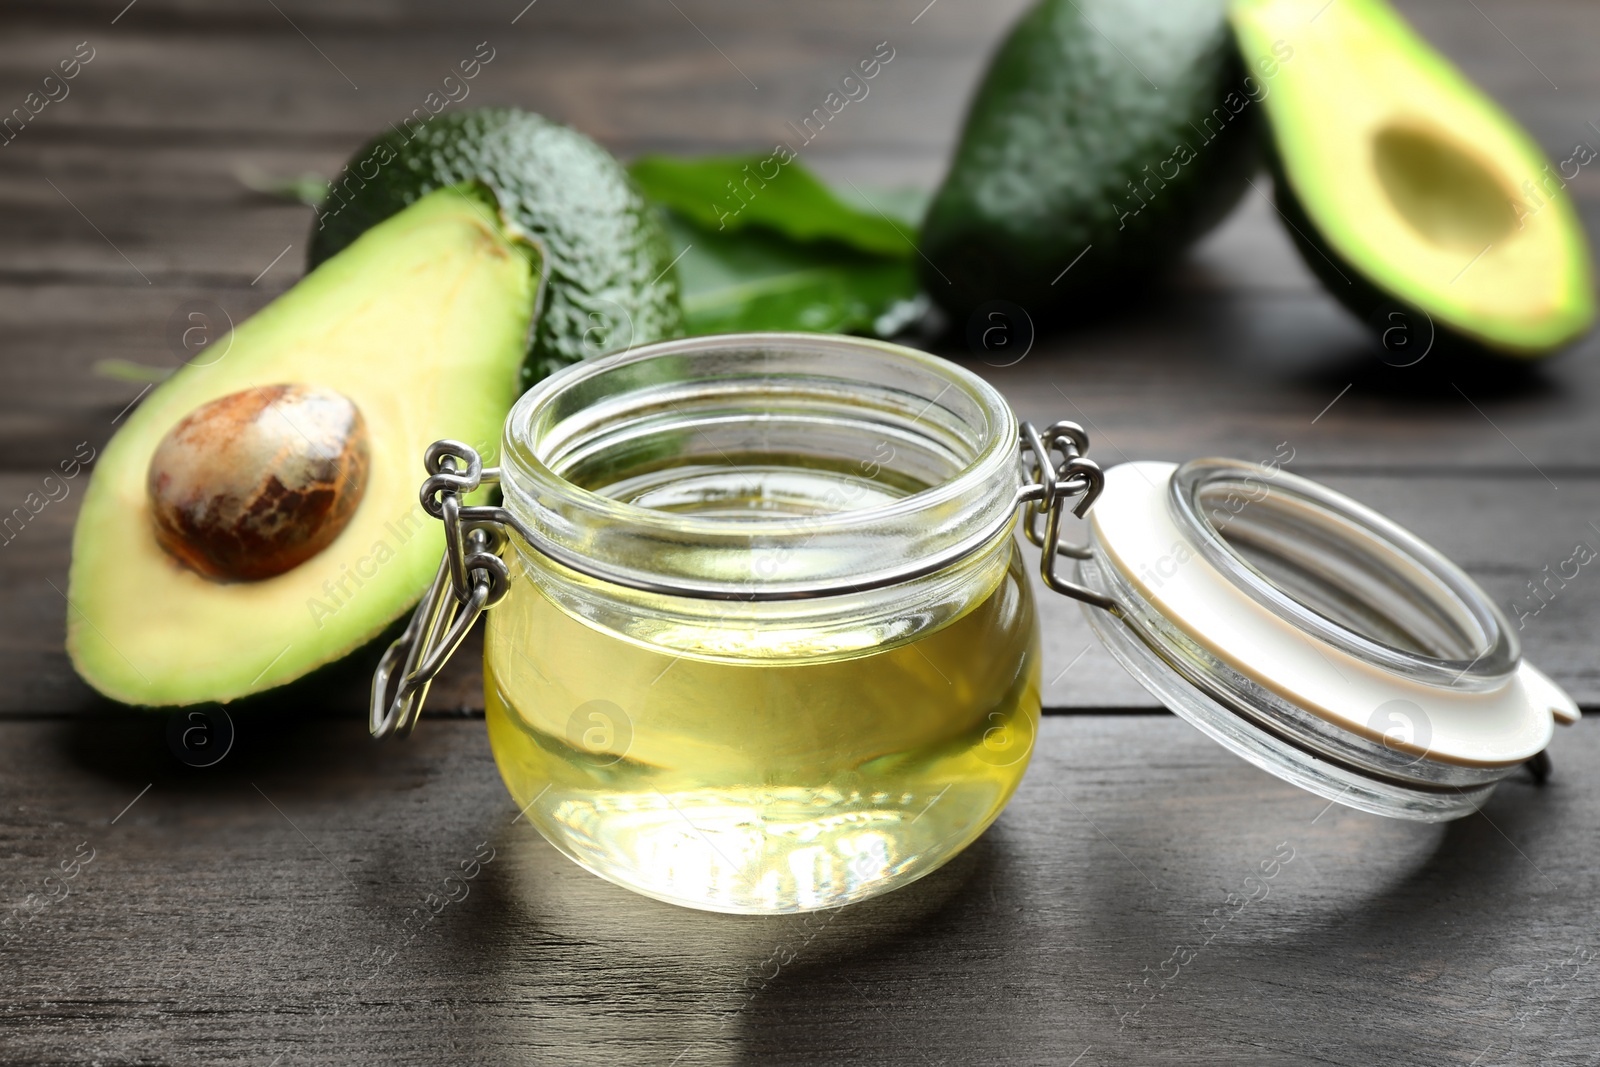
left=3, top=1, right=1598, bottom=1063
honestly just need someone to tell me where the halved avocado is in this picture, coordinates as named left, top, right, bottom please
left=1232, top=0, right=1595, bottom=356
left=67, top=185, right=540, bottom=706
left=309, top=108, right=685, bottom=387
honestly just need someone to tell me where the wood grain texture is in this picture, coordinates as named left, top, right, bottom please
left=11, top=193, right=1600, bottom=473
left=8, top=466, right=1600, bottom=714
left=1, top=0, right=1598, bottom=716
left=3, top=0, right=1600, bottom=1061
left=1, top=714, right=1597, bottom=1066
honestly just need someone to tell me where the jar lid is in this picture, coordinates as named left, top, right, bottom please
left=1073, top=459, right=1578, bottom=821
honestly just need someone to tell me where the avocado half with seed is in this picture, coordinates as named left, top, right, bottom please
left=309, top=107, right=685, bottom=387
left=67, top=186, right=540, bottom=706
left=1232, top=0, right=1595, bottom=356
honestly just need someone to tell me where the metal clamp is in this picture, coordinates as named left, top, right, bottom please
left=371, top=420, right=1118, bottom=739
left=370, top=441, right=512, bottom=739
left=1016, top=420, right=1118, bottom=613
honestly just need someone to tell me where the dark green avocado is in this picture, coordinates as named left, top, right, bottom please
left=309, top=108, right=685, bottom=386
left=919, top=0, right=1262, bottom=322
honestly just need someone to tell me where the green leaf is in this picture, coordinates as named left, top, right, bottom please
left=630, top=154, right=922, bottom=259
left=235, top=165, right=330, bottom=208
left=663, top=211, right=926, bottom=337
left=834, top=183, right=930, bottom=233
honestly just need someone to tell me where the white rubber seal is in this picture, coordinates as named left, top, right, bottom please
left=1090, top=462, right=1578, bottom=768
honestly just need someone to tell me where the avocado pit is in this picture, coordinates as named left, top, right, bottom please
left=147, top=384, right=370, bottom=581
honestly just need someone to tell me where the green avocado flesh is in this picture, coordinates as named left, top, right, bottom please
left=1232, top=0, right=1595, bottom=356
left=308, top=107, right=684, bottom=387
left=918, top=0, right=1258, bottom=319
left=68, top=187, right=540, bottom=706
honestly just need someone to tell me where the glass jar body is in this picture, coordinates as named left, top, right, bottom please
left=484, top=534, right=1040, bottom=914
left=480, top=333, right=1036, bottom=913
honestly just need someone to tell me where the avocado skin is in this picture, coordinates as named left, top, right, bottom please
left=919, top=0, right=1260, bottom=323
left=309, top=108, right=685, bottom=387
left=1267, top=150, right=1441, bottom=355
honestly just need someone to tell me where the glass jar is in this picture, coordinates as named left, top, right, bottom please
left=371, top=332, right=1578, bottom=916
left=488, top=333, right=1036, bottom=913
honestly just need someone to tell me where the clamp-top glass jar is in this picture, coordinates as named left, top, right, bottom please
left=372, top=332, right=1577, bottom=915
left=486, top=333, right=1042, bottom=914
left=377, top=334, right=1065, bottom=913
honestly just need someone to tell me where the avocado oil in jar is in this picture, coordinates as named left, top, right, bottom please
left=484, top=335, right=1042, bottom=914
left=486, top=533, right=1037, bottom=914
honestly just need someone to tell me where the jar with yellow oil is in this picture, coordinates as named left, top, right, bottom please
left=377, top=334, right=1053, bottom=913
left=372, top=332, right=1580, bottom=914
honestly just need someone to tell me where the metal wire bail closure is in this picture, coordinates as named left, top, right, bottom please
left=370, top=420, right=1116, bottom=739
left=370, top=442, right=510, bottom=740
left=1017, top=421, right=1116, bottom=612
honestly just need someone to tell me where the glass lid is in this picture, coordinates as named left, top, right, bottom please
left=1167, top=458, right=1519, bottom=691
left=1070, top=457, right=1578, bottom=823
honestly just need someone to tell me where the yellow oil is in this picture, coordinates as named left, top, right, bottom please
left=483, top=457, right=1039, bottom=913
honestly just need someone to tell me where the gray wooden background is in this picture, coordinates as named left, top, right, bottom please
left=2, top=1, right=1598, bottom=1063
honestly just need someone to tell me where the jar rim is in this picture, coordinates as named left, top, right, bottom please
left=497, top=333, right=1021, bottom=598
left=1167, top=457, right=1520, bottom=691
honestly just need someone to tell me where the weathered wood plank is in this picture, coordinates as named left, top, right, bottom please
left=0, top=0, right=1592, bottom=143
left=0, top=140, right=943, bottom=288
left=2, top=0, right=1599, bottom=480
left=0, top=714, right=1595, bottom=1065
left=7, top=193, right=1600, bottom=474
left=2, top=94, right=1599, bottom=290
left=0, top=0, right=1013, bottom=150
left=4, top=0, right=1600, bottom=1061
left=5, top=468, right=1597, bottom=714
left=5, top=0, right=1600, bottom=715
left=0, top=0, right=1596, bottom=286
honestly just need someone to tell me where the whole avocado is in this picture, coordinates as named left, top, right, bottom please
left=919, top=0, right=1260, bottom=322
left=309, top=108, right=685, bottom=386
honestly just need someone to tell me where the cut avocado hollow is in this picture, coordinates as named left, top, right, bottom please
left=1232, top=0, right=1595, bottom=356
left=67, top=186, right=541, bottom=707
